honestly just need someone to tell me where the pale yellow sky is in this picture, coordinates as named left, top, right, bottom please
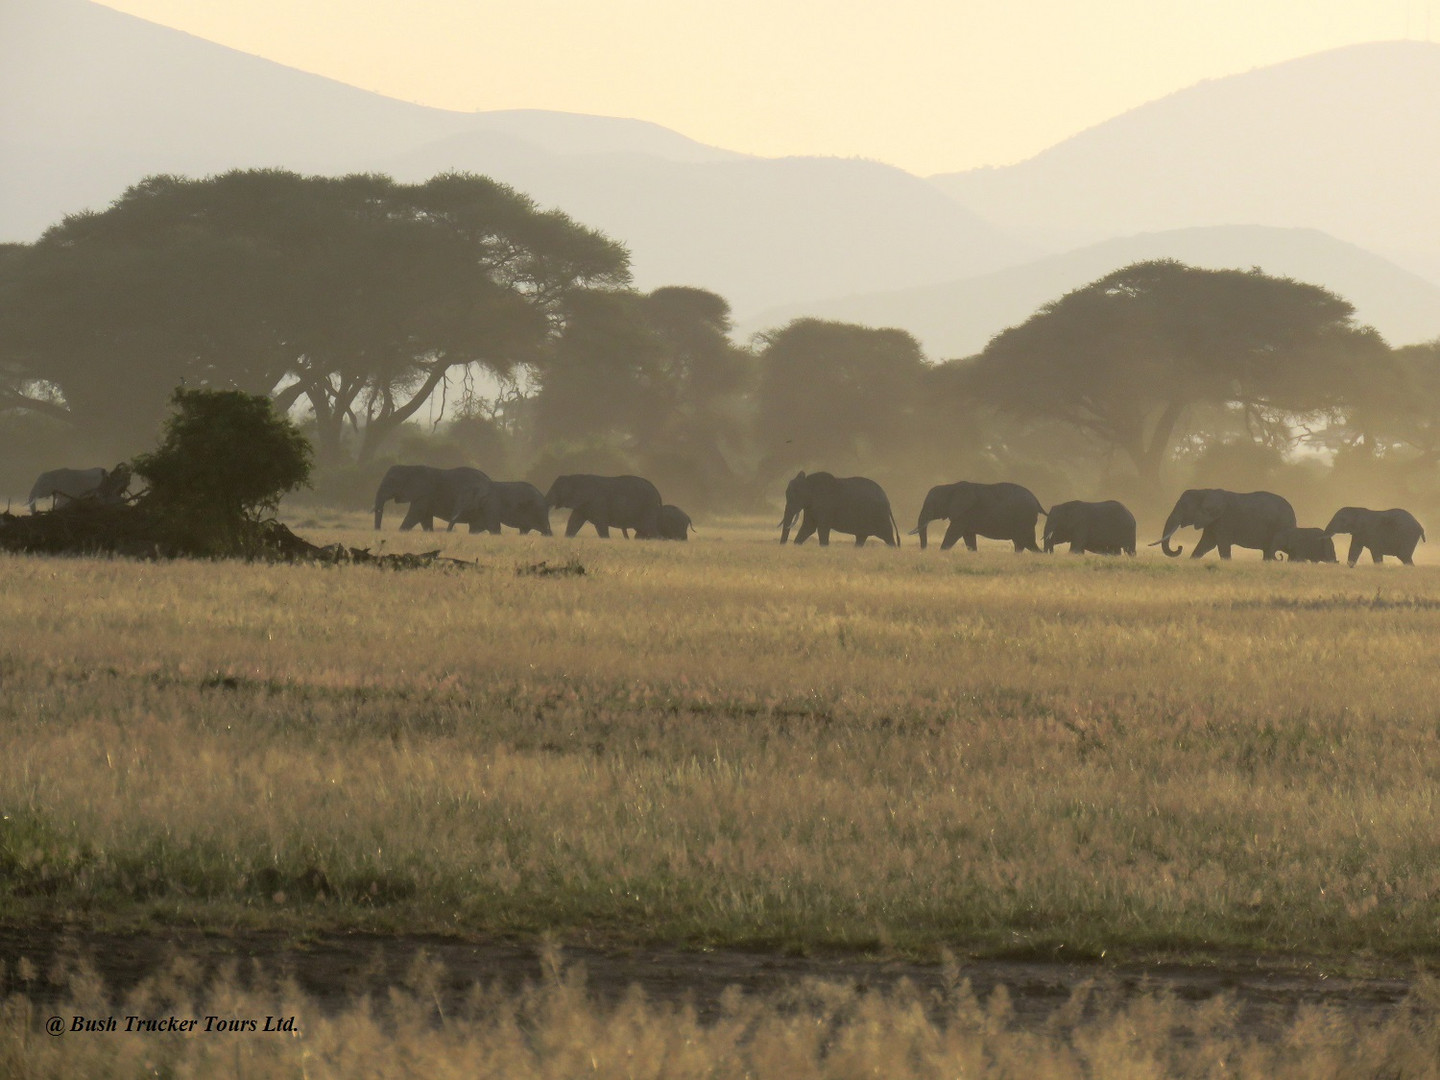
left=98, top=0, right=1436, bottom=175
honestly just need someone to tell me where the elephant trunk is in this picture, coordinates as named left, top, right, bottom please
left=1156, top=508, right=1187, bottom=558
left=779, top=509, right=795, bottom=544
left=911, top=515, right=932, bottom=550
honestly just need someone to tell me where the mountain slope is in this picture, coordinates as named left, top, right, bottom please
left=929, top=42, right=1440, bottom=279
left=742, top=226, right=1440, bottom=359
left=1, top=0, right=1032, bottom=312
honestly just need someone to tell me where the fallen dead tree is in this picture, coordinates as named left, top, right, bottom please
left=0, top=503, right=476, bottom=569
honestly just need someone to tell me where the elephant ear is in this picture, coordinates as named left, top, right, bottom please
left=1198, top=491, right=1228, bottom=524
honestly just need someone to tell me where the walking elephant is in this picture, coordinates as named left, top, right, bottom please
left=546, top=474, right=662, bottom=539
left=1155, top=489, right=1296, bottom=560
left=912, top=480, right=1044, bottom=552
left=658, top=505, right=694, bottom=540
left=1267, top=526, right=1337, bottom=563
left=1324, top=507, right=1426, bottom=566
left=28, top=463, right=131, bottom=512
left=373, top=465, right=491, bottom=531
left=1043, top=499, right=1136, bottom=555
left=780, top=471, right=898, bottom=547
left=447, top=480, right=553, bottom=535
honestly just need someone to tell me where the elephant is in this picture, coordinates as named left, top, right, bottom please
left=779, top=471, right=898, bottom=547
left=1266, top=526, right=1337, bottom=563
left=446, top=480, right=553, bottom=536
left=1043, top=499, right=1136, bottom=555
left=912, top=481, right=1044, bottom=552
left=1323, top=507, right=1426, bottom=566
left=658, top=504, right=694, bottom=540
left=373, top=465, right=490, bottom=531
left=545, top=474, right=663, bottom=539
left=28, top=463, right=131, bottom=512
left=1155, top=489, right=1296, bottom=560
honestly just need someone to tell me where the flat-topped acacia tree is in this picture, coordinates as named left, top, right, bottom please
left=960, top=260, right=1391, bottom=494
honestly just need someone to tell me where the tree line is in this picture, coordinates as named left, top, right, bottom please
left=2, top=168, right=1437, bottom=520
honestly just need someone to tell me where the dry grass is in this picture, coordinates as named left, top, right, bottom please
left=2, top=516, right=1440, bottom=959
left=6, top=950, right=1440, bottom=1078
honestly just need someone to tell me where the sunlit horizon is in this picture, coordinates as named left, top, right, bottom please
left=80, top=0, right=1439, bottom=176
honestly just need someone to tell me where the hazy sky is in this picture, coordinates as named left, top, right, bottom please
left=98, top=0, right=1437, bottom=175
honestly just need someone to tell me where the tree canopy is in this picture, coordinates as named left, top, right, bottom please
left=0, top=169, right=630, bottom=464
left=962, top=260, right=1389, bottom=491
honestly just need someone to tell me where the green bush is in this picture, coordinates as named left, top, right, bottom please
left=133, top=389, right=312, bottom=548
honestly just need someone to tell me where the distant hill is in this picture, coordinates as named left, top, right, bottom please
left=1, top=0, right=1032, bottom=315
left=929, top=42, right=1440, bottom=284
left=742, top=226, right=1440, bottom=359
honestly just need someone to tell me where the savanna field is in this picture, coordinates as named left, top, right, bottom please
left=6, top=515, right=1440, bottom=1076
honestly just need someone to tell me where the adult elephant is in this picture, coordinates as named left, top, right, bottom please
left=780, top=471, right=898, bottom=547
left=28, top=463, right=131, bottom=512
left=1043, top=499, right=1136, bottom=555
left=546, top=474, right=662, bottom=539
left=1324, top=507, right=1426, bottom=566
left=447, top=480, right=553, bottom=536
left=912, top=481, right=1044, bottom=552
left=1155, top=489, right=1296, bottom=560
left=1267, top=526, right=1337, bottom=563
left=373, top=465, right=490, bottom=531
left=658, top=504, right=694, bottom=540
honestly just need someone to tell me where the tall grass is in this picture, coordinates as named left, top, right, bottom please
left=6, top=952, right=1440, bottom=1078
left=2, top=518, right=1440, bottom=957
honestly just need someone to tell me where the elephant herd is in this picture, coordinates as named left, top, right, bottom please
left=373, top=464, right=1427, bottom=567
left=774, top=471, right=1427, bottom=568
left=372, top=465, right=694, bottom=541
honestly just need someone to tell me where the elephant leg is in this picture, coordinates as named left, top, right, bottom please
left=965, top=533, right=978, bottom=552
left=1217, top=542, right=1232, bottom=559
left=1070, top=542, right=1085, bottom=555
left=399, top=504, right=430, bottom=532
left=594, top=522, right=612, bottom=539
left=793, top=519, right=817, bottom=545
left=1191, top=533, right=1218, bottom=559
left=818, top=526, right=831, bottom=546
left=939, top=521, right=965, bottom=551
left=854, top=534, right=866, bottom=547
left=564, top=510, right=587, bottom=538
left=1372, top=548, right=1383, bottom=564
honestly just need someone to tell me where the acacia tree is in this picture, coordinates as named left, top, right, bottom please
left=754, top=318, right=930, bottom=483
left=533, top=286, right=753, bottom=506
left=963, top=261, right=1388, bottom=492
left=0, top=169, right=631, bottom=465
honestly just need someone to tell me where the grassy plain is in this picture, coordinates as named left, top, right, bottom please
left=3, top=514, right=1440, bottom=963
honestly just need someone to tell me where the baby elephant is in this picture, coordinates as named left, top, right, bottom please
left=1324, top=507, right=1426, bottom=566
left=1266, top=526, right=1337, bottom=563
left=658, top=504, right=694, bottom=540
left=1042, top=499, right=1136, bottom=555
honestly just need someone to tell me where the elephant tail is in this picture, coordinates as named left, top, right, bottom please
left=889, top=510, right=901, bottom=547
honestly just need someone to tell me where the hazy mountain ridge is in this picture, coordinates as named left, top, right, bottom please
left=743, top=225, right=1440, bottom=359
left=1, top=0, right=1031, bottom=314
left=929, top=42, right=1440, bottom=281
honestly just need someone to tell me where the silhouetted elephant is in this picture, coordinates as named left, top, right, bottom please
left=912, top=481, right=1044, bottom=552
left=373, top=465, right=490, bottom=531
left=546, top=474, right=663, bottom=538
left=780, top=471, right=898, bottom=547
left=1267, top=526, right=1337, bottom=563
left=1155, top=489, right=1296, bottom=560
left=1043, top=499, right=1136, bottom=555
left=658, top=505, right=694, bottom=540
left=27, top=463, right=131, bottom=512
left=447, top=480, right=553, bottom=535
left=1324, top=507, right=1426, bottom=566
